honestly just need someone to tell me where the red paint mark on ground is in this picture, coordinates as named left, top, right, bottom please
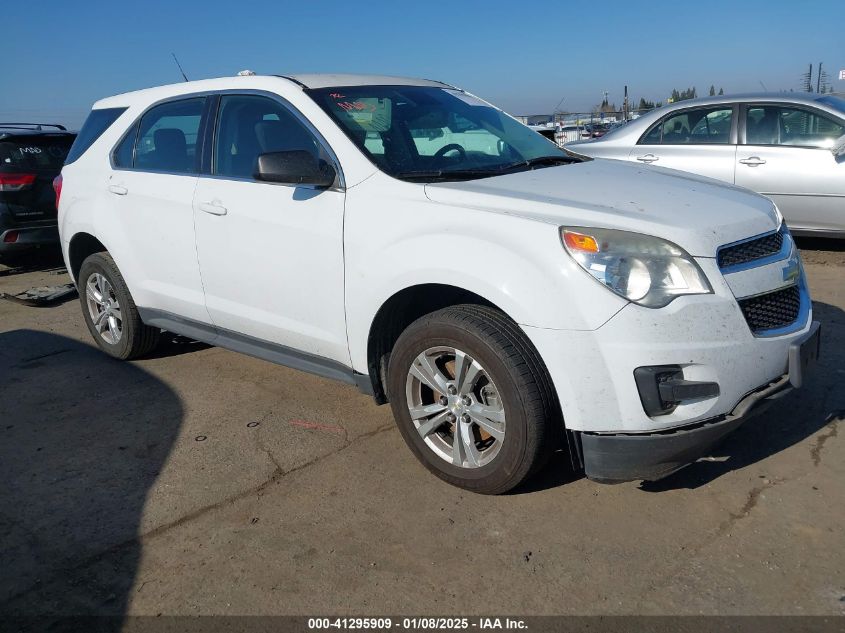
left=288, top=419, right=345, bottom=435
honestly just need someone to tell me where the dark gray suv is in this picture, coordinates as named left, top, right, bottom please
left=0, top=123, right=75, bottom=261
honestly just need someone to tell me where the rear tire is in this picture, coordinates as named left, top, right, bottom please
left=78, top=252, right=160, bottom=360
left=387, top=304, right=561, bottom=494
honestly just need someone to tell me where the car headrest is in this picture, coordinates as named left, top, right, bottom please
left=153, top=128, right=187, bottom=155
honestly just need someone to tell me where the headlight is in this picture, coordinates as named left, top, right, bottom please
left=561, top=227, right=712, bottom=308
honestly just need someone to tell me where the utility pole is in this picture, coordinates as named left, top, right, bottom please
left=817, top=62, right=823, bottom=93
left=623, top=85, right=629, bottom=122
left=802, top=63, right=813, bottom=92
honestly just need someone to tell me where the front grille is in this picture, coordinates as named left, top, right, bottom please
left=738, top=285, right=801, bottom=333
left=718, top=228, right=784, bottom=269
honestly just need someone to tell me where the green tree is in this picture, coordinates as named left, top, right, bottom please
left=709, top=85, right=716, bottom=96
left=637, top=98, right=656, bottom=111
left=718, top=87, right=724, bottom=95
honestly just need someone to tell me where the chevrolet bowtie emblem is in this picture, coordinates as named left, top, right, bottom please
left=782, top=257, right=800, bottom=283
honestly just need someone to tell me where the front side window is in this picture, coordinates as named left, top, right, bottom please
left=641, top=107, right=733, bottom=145
left=308, top=85, right=573, bottom=181
left=134, top=98, right=204, bottom=173
left=745, top=105, right=845, bottom=148
left=213, top=95, right=323, bottom=179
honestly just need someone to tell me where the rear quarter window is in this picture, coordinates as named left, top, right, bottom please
left=65, top=107, right=127, bottom=165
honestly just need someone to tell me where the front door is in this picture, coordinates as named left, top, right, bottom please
left=629, top=104, right=737, bottom=183
left=192, top=94, right=349, bottom=364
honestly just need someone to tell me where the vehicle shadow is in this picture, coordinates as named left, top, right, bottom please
left=147, top=332, right=212, bottom=359
left=641, top=300, right=844, bottom=491
left=794, top=236, right=845, bottom=253
left=0, top=246, right=65, bottom=277
left=0, top=329, right=183, bottom=628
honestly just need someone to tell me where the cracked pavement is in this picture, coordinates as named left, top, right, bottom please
left=1, top=243, right=843, bottom=616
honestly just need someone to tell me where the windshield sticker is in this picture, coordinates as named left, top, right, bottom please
left=334, top=97, right=392, bottom=132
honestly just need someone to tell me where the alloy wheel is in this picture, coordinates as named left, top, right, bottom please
left=405, top=346, right=506, bottom=468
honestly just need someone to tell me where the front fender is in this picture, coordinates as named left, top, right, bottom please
left=343, top=176, right=626, bottom=372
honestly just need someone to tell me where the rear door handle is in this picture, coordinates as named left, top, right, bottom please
left=635, top=154, right=659, bottom=163
left=199, top=201, right=228, bottom=216
left=739, top=156, right=767, bottom=166
left=108, top=185, right=128, bottom=195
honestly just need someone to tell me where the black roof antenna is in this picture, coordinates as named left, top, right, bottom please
left=171, top=53, right=189, bottom=82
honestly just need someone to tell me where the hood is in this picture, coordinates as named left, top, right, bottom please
left=424, top=159, right=779, bottom=257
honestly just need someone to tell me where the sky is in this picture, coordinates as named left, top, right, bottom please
left=2, top=0, right=843, bottom=129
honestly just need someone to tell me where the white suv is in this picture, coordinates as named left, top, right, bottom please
left=58, top=74, right=820, bottom=493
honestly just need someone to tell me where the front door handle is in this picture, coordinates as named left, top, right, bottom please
left=108, top=185, right=128, bottom=195
left=739, top=156, right=767, bottom=166
left=635, top=154, right=659, bottom=163
left=199, top=201, right=228, bottom=216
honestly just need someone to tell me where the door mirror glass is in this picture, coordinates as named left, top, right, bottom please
left=255, top=150, right=336, bottom=187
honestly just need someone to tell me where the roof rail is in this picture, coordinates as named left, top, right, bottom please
left=0, top=123, right=68, bottom=131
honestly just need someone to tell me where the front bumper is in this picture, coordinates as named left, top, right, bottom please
left=579, top=320, right=820, bottom=482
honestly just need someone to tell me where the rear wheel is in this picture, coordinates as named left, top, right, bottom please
left=78, top=252, right=160, bottom=359
left=387, top=305, right=560, bottom=494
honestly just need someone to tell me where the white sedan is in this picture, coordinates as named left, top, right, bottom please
left=568, top=93, right=845, bottom=238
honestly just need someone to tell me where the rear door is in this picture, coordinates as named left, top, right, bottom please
left=735, top=103, right=845, bottom=233
left=629, top=104, right=737, bottom=182
left=0, top=134, right=73, bottom=227
left=107, top=96, right=211, bottom=323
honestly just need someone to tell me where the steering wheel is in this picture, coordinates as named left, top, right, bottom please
left=432, top=143, right=466, bottom=167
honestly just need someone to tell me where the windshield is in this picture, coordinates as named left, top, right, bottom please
left=308, top=85, right=573, bottom=181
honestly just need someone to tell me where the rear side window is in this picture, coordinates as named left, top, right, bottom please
left=641, top=107, right=733, bottom=145
left=0, top=136, right=74, bottom=171
left=134, top=98, right=205, bottom=174
left=65, top=107, right=127, bottom=165
left=745, top=105, right=845, bottom=148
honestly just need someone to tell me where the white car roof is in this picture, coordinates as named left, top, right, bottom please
left=285, top=73, right=452, bottom=89
left=93, top=74, right=453, bottom=109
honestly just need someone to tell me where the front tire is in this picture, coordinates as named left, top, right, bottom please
left=387, top=305, right=561, bottom=494
left=78, top=252, right=160, bottom=360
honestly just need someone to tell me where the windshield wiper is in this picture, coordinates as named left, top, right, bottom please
left=395, top=155, right=581, bottom=182
left=394, top=169, right=502, bottom=182
left=497, top=155, right=580, bottom=173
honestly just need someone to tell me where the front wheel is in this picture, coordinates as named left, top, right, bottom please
left=387, top=305, right=560, bottom=494
left=78, top=252, right=160, bottom=360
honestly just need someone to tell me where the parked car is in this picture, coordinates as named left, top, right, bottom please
left=568, top=93, right=845, bottom=237
left=556, top=125, right=590, bottom=144
left=0, top=123, right=75, bottom=261
left=528, top=124, right=558, bottom=144
left=58, top=75, right=819, bottom=493
left=584, top=123, right=611, bottom=138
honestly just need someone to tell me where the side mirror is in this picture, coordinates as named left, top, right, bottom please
left=255, top=150, right=336, bottom=188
